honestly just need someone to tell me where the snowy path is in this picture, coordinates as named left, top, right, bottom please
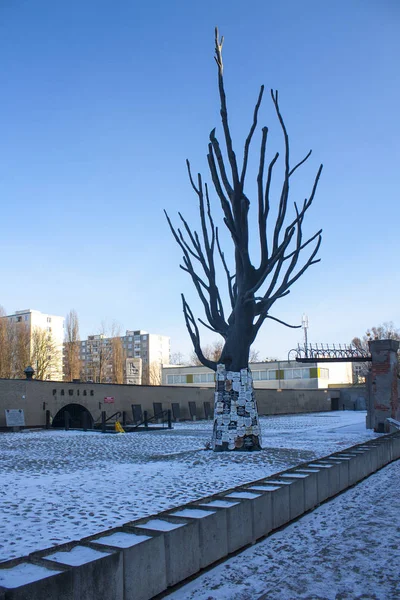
left=165, top=459, right=400, bottom=600
left=0, top=411, right=378, bottom=562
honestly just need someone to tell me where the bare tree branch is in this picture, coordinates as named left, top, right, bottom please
left=181, top=295, right=217, bottom=371
left=166, top=29, right=323, bottom=375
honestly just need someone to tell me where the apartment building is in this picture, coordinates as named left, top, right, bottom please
left=78, top=330, right=170, bottom=384
left=3, top=309, right=64, bottom=380
left=162, top=360, right=353, bottom=389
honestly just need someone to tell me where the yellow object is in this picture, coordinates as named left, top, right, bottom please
left=115, top=421, right=125, bottom=433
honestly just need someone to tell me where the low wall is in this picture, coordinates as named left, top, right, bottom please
left=1, top=432, right=399, bottom=599
left=328, top=385, right=367, bottom=411
left=0, top=378, right=340, bottom=429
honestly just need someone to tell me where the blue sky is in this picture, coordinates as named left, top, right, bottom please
left=0, top=0, right=399, bottom=360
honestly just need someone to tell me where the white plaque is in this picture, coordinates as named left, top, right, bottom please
left=5, top=409, right=25, bottom=427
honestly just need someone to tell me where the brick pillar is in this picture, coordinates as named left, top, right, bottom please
left=368, top=339, right=399, bottom=432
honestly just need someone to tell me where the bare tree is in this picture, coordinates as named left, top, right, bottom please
left=13, top=323, right=31, bottom=378
left=352, top=322, right=400, bottom=383
left=191, top=341, right=260, bottom=366
left=111, top=336, right=125, bottom=384
left=142, top=361, right=162, bottom=386
left=84, top=322, right=123, bottom=383
left=31, top=328, right=61, bottom=380
left=64, top=309, right=81, bottom=381
left=249, top=349, right=260, bottom=363
left=0, top=307, right=31, bottom=379
left=190, top=340, right=224, bottom=365
left=170, top=351, right=187, bottom=365
left=0, top=307, right=15, bottom=378
left=166, top=29, right=322, bottom=451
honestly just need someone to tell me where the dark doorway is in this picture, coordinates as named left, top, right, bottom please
left=52, top=403, right=94, bottom=429
left=331, top=397, right=339, bottom=411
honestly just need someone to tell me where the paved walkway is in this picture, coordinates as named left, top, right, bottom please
left=166, top=460, right=400, bottom=600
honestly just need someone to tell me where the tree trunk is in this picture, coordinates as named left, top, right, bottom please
left=211, top=364, right=262, bottom=451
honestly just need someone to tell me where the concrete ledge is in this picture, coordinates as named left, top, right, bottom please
left=266, top=476, right=305, bottom=520
left=91, top=529, right=167, bottom=600
left=245, top=483, right=290, bottom=530
left=223, top=489, right=271, bottom=542
left=4, top=432, right=400, bottom=600
left=0, top=560, right=73, bottom=600
left=41, top=544, right=123, bottom=600
left=169, top=505, right=228, bottom=568
left=195, top=498, right=253, bottom=553
left=293, top=468, right=323, bottom=506
left=321, top=456, right=350, bottom=491
left=391, top=434, right=400, bottom=459
left=131, top=517, right=200, bottom=587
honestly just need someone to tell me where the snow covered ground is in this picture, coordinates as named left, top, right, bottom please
left=165, top=459, right=400, bottom=600
left=0, top=411, right=379, bottom=562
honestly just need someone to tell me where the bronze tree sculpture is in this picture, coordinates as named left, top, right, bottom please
left=166, top=29, right=323, bottom=451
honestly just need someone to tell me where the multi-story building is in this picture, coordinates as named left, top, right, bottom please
left=78, top=330, right=170, bottom=385
left=162, top=360, right=353, bottom=389
left=2, top=309, right=64, bottom=380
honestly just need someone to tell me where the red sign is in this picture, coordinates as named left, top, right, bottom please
left=104, top=397, right=114, bottom=404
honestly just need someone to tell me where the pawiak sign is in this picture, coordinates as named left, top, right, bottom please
left=104, top=397, right=115, bottom=404
left=5, top=409, right=25, bottom=427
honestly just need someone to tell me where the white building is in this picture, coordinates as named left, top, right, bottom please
left=162, top=360, right=353, bottom=389
left=4, top=309, right=64, bottom=380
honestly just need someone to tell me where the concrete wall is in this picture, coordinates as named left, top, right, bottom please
left=330, top=386, right=367, bottom=410
left=0, top=378, right=340, bottom=429
left=1, top=431, right=399, bottom=600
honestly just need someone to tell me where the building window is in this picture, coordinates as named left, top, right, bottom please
left=16, top=316, right=22, bottom=323
left=24, top=315, right=28, bottom=321
left=83, top=390, right=87, bottom=396
left=69, top=390, right=73, bottom=396
left=61, top=389, right=65, bottom=396
left=171, top=375, right=186, bottom=384
left=90, top=390, right=94, bottom=396
left=47, top=317, right=52, bottom=323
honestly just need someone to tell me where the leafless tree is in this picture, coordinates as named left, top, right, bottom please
left=190, top=340, right=260, bottom=366
left=352, top=322, right=400, bottom=382
left=0, top=306, right=15, bottom=378
left=166, top=29, right=323, bottom=451
left=84, top=322, right=123, bottom=383
left=111, top=336, right=126, bottom=384
left=170, top=351, right=187, bottom=365
left=31, top=328, right=61, bottom=380
left=166, top=28, right=322, bottom=374
left=249, top=349, right=260, bottom=363
left=64, top=309, right=81, bottom=381
left=0, top=307, right=31, bottom=379
left=142, top=361, right=162, bottom=386
left=13, top=323, right=31, bottom=378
